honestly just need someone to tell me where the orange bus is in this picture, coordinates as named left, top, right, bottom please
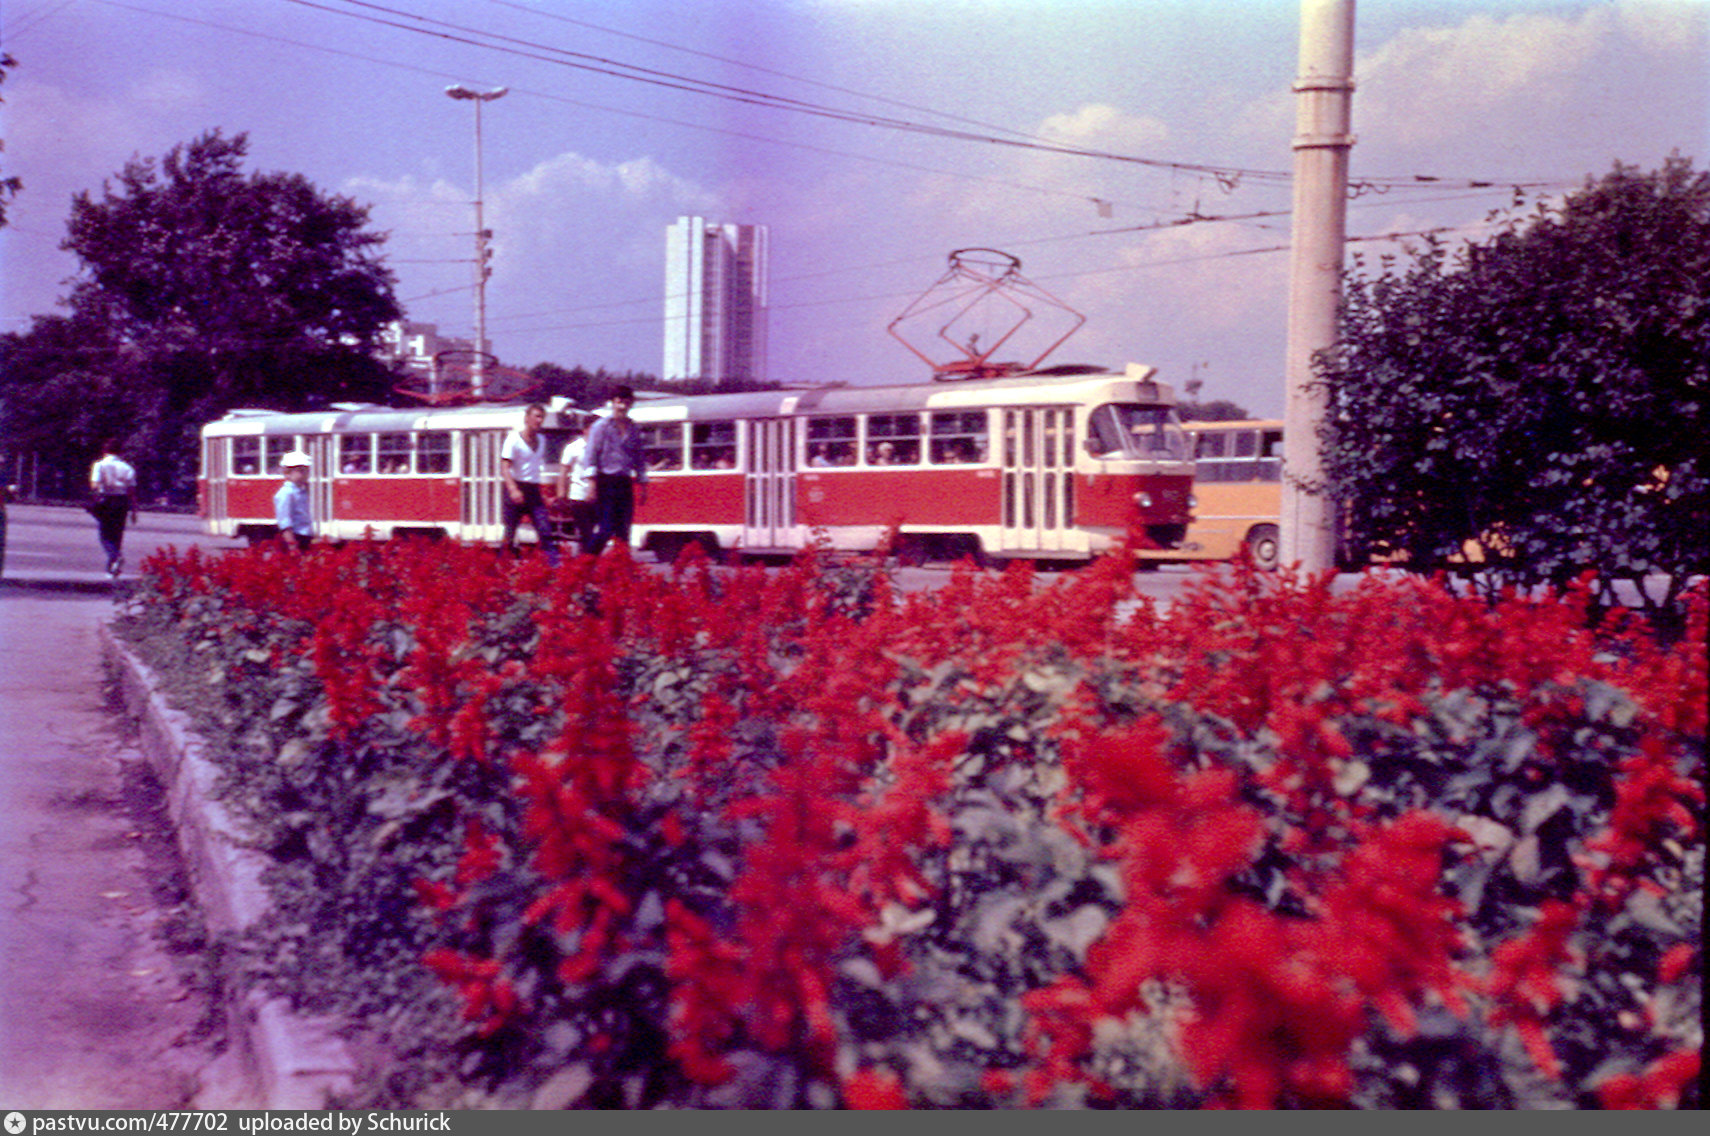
left=1169, top=419, right=1284, bottom=569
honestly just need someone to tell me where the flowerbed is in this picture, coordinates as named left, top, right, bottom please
left=116, top=540, right=1703, bottom=1108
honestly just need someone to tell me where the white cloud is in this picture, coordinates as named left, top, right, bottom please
left=1357, top=10, right=1612, bottom=148
left=1039, top=103, right=1170, bottom=151
left=1613, top=0, right=1708, bottom=54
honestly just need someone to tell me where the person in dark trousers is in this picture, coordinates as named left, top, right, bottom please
left=88, top=438, right=138, bottom=577
left=273, top=450, right=314, bottom=551
left=553, top=416, right=597, bottom=554
left=581, top=386, right=648, bottom=556
left=501, top=402, right=562, bottom=566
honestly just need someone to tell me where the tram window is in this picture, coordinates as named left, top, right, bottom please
left=377, top=433, right=412, bottom=475
left=866, top=413, right=920, bottom=465
left=691, top=421, right=738, bottom=470
left=929, top=411, right=989, bottom=464
left=1088, top=404, right=1189, bottom=461
left=1232, top=431, right=1258, bottom=458
left=340, top=434, right=373, bottom=475
left=232, top=437, right=261, bottom=476
left=642, top=422, right=684, bottom=471
left=418, top=432, right=452, bottom=474
left=806, top=416, right=858, bottom=467
left=265, top=437, right=296, bottom=476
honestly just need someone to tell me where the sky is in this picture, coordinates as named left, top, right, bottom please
left=1, top=0, right=1705, bottom=418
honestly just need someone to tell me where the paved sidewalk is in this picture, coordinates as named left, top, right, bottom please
left=0, top=588, right=244, bottom=1108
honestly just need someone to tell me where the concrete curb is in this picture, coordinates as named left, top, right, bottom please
left=99, top=622, right=360, bottom=1110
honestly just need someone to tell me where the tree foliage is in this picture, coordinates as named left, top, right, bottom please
left=0, top=129, right=400, bottom=500
left=1319, top=156, right=1709, bottom=625
left=1178, top=398, right=1254, bottom=422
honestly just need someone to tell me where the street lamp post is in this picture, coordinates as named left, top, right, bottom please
left=444, top=84, right=507, bottom=398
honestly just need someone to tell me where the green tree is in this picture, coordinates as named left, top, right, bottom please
left=1319, top=155, right=1708, bottom=624
left=2, top=129, right=401, bottom=501
left=1178, top=398, right=1254, bottom=422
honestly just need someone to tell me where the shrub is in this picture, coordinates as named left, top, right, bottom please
left=117, top=542, right=1704, bottom=1109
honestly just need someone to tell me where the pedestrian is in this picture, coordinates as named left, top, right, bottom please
left=274, top=450, right=314, bottom=551
left=553, top=416, right=597, bottom=554
left=501, top=402, right=561, bottom=565
left=581, top=385, right=648, bottom=556
left=88, top=438, right=138, bottom=578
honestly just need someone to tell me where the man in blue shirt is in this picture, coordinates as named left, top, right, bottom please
left=274, top=450, right=314, bottom=551
left=580, top=386, right=648, bottom=556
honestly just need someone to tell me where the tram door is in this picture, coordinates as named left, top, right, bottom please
left=307, top=435, right=336, bottom=536
left=998, top=407, right=1074, bottom=556
left=202, top=436, right=228, bottom=533
left=461, top=429, right=504, bottom=542
left=743, top=418, right=797, bottom=552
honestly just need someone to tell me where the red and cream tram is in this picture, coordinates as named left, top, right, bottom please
left=199, top=362, right=1195, bottom=564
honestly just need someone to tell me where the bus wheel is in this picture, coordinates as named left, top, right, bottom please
left=1245, top=524, right=1280, bottom=571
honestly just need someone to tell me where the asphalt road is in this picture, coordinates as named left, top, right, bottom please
left=2, top=504, right=229, bottom=590
left=0, top=502, right=1217, bottom=603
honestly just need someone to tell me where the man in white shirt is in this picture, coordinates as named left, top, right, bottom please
left=501, top=403, right=561, bottom=566
left=88, top=438, right=138, bottom=577
left=553, top=417, right=596, bottom=553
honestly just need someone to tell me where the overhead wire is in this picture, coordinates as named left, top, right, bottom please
left=18, top=0, right=1567, bottom=353
left=288, top=0, right=1553, bottom=195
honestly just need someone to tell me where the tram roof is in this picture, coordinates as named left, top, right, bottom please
left=202, top=400, right=587, bottom=436
left=628, top=364, right=1170, bottom=422
left=202, top=363, right=1173, bottom=435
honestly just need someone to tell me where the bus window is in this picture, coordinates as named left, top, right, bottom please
left=1088, top=405, right=1189, bottom=461
left=643, top=422, right=684, bottom=472
left=232, top=437, right=261, bottom=476
left=418, top=432, right=452, bottom=474
left=377, top=433, right=412, bottom=475
left=929, top=410, right=989, bottom=464
left=1233, top=431, right=1257, bottom=458
left=340, top=434, right=373, bottom=475
left=690, top=421, right=738, bottom=470
left=1195, top=431, right=1228, bottom=459
left=868, top=413, right=920, bottom=465
left=266, top=437, right=297, bottom=475
left=806, top=416, right=858, bottom=467
left=1257, top=429, right=1283, bottom=481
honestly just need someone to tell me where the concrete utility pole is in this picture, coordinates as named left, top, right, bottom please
left=445, top=84, right=508, bottom=398
left=1281, top=0, right=1354, bottom=573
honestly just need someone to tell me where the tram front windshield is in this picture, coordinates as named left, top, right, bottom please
left=1088, top=404, right=1190, bottom=461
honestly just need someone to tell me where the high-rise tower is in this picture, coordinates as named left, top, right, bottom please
left=663, top=217, right=769, bottom=387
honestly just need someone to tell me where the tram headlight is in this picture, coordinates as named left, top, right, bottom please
left=1188, top=493, right=1198, bottom=509
left=1134, top=491, right=1154, bottom=509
